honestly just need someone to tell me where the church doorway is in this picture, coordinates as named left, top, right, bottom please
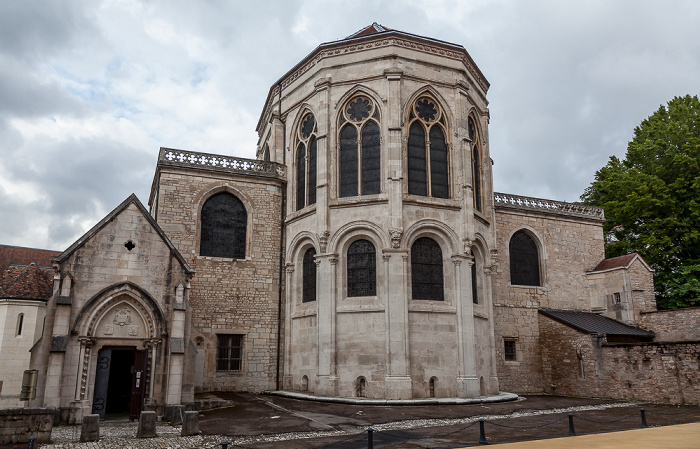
left=91, top=347, right=147, bottom=420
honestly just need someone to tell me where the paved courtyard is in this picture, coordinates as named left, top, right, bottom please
left=31, top=394, right=700, bottom=449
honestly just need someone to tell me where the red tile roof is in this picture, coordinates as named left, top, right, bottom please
left=0, top=263, right=53, bottom=300
left=346, top=23, right=390, bottom=39
left=0, top=244, right=61, bottom=271
left=590, top=253, right=639, bottom=272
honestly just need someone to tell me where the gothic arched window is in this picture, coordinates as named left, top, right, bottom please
left=471, top=250, right=478, bottom=304
left=411, top=237, right=444, bottom=301
left=200, top=192, right=247, bottom=259
left=302, top=248, right=317, bottom=303
left=407, top=96, right=450, bottom=198
left=339, top=96, right=381, bottom=197
left=509, top=230, right=541, bottom=286
left=347, top=239, right=376, bottom=297
left=296, top=113, right=317, bottom=210
left=263, top=144, right=270, bottom=162
left=469, top=117, right=483, bottom=212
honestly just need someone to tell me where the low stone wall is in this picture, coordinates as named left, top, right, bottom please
left=639, top=307, right=700, bottom=342
left=0, top=407, right=54, bottom=444
left=540, top=314, right=700, bottom=404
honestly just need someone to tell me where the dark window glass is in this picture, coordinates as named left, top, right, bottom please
left=263, top=145, right=270, bottom=162
left=504, top=340, right=516, bottom=361
left=340, top=125, right=359, bottom=197
left=416, top=98, right=438, bottom=121
left=216, top=334, right=243, bottom=371
left=411, top=237, right=444, bottom=301
left=361, top=122, right=381, bottom=195
left=301, top=115, right=315, bottom=139
left=471, top=251, right=478, bottom=304
left=347, top=97, right=371, bottom=121
left=429, top=126, right=449, bottom=199
left=200, top=193, right=247, bottom=259
left=296, top=144, right=306, bottom=211
left=307, top=137, right=317, bottom=206
left=303, top=248, right=317, bottom=303
left=407, top=122, right=427, bottom=196
left=347, top=239, right=376, bottom=297
left=473, top=144, right=482, bottom=212
left=509, top=231, right=541, bottom=286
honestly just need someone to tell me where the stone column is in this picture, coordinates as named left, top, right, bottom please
left=69, top=337, right=95, bottom=424
left=383, top=248, right=412, bottom=399
left=166, top=306, right=186, bottom=405
left=283, top=263, right=294, bottom=390
left=315, top=253, right=338, bottom=395
left=385, top=69, right=404, bottom=230
left=454, top=254, right=479, bottom=397
left=484, top=265, right=500, bottom=394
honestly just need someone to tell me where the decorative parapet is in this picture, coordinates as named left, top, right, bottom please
left=494, top=192, right=604, bottom=221
left=158, top=147, right=286, bottom=180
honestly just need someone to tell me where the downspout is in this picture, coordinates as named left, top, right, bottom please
left=275, top=83, right=287, bottom=390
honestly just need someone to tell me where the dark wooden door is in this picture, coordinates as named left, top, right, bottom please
left=129, top=350, right=147, bottom=420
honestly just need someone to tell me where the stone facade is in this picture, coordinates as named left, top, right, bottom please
left=20, top=24, right=700, bottom=416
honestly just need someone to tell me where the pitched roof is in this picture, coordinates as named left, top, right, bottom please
left=53, top=194, right=194, bottom=275
left=0, top=263, right=53, bottom=300
left=589, top=253, right=652, bottom=273
left=346, top=23, right=390, bottom=38
left=539, top=309, right=654, bottom=338
left=0, top=244, right=61, bottom=271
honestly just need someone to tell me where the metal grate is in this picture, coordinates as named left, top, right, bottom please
left=509, top=231, right=540, bottom=286
left=200, top=193, right=247, bottom=259
left=216, top=334, right=243, bottom=371
left=347, top=239, right=376, bottom=297
left=504, top=340, right=516, bottom=361
left=302, top=248, right=317, bottom=303
left=411, top=237, right=444, bottom=301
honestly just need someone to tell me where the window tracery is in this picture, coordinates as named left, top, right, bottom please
left=407, top=95, right=450, bottom=198
left=200, top=192, right=247, bottom=259
left=411, top=237, right=444, bottom=301
left=339, top=95, right=381, bottom=197
left=296, top=113, right=317, bottom=210
left=469, top=117, right=483, bottom=212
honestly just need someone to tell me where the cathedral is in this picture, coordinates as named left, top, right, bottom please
left=17, top=24, right=699, bottom=422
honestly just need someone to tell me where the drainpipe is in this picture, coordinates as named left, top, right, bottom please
left=275, top=83, right=287, bottom=390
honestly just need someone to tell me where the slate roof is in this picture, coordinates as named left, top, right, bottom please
left=539, top=309, right=655, bottom=338
left=0, top=244, right=61, bottom=271
left=589, top=253, right=651, bottom=272
left=0, top=263, right=53, bottom=300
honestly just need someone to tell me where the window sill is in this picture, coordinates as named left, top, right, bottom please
left=286, top=204, right=317, bottom=224
left=329, top=194, right=388, bottom=209
left=403, top=196, right=461, bottom=210
left=408, top=302, right=456, bottom=313
left=215, top=371, right=244, bottom=376
left=507, top=283, right=548, bottom=292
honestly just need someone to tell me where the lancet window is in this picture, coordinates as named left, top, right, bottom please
left=296, top=113, right=317, bottom=210
left=411, top=237, right=444, bottom=301
left=509, top=230, right=541, bottom=286
left=347, top=239, right=376, bottom=297
left=469, top=117, right=483, bottom=212
left=302, top=248, right=317, bottom=303
left=200, top=192, right=247, bottom=259
left=339, top=95, right=381, bottom=197
left=407, top=95, right=450, bottom=198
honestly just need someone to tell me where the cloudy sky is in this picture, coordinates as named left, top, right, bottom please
left=1, top=0, right=698, bottom=251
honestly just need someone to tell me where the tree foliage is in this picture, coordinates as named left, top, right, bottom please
left=581, top=95, right=700, bottom=309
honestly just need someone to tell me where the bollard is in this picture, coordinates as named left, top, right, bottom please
left=137, top=411, right=157, bottom=438
left=80, top=414, right=100, bottom=442
left=367, top=427, right=374, bottom=449
left=640, top=408, right=648, bottom=428
left=181, top=410, right=200, bottom=436
left=568, top=413, right=576, bottom=436
left=27, top=436, right=36, bottom=449
left=479, top=418, right=488, bottom=444
left=221, top=442, right=229, bottom=449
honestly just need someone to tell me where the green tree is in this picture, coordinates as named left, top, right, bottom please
left=581, top=95, right=700, bottom=309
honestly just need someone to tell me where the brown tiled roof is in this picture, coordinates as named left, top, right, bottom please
left=0, top=263, right=53, bottom=300
left=590, top=253, right=639, bottom=272
left=346, top=23, right=390, bottom=39
left=539, top=309, right=654, bottom=338
left=0, top=244, right=61, bottom=271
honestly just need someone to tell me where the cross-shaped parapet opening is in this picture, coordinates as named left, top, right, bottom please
left=124, top=240, right=136, bottom=251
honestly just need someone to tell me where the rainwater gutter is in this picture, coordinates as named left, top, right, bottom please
left=275, top=83, right=287, bottom=390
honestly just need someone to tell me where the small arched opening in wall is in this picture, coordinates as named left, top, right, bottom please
left=429, top=377, right=437, bottom=398
left=355, top=376, right=367, bottom=398
left=479, top=376, right=486, bottom=396
left=16, top=313, right=24, bottom=336
left=301, top=375, right=309, bottom=391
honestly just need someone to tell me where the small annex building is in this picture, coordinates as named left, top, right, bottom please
left=14, top=24, right=699, bottom=421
